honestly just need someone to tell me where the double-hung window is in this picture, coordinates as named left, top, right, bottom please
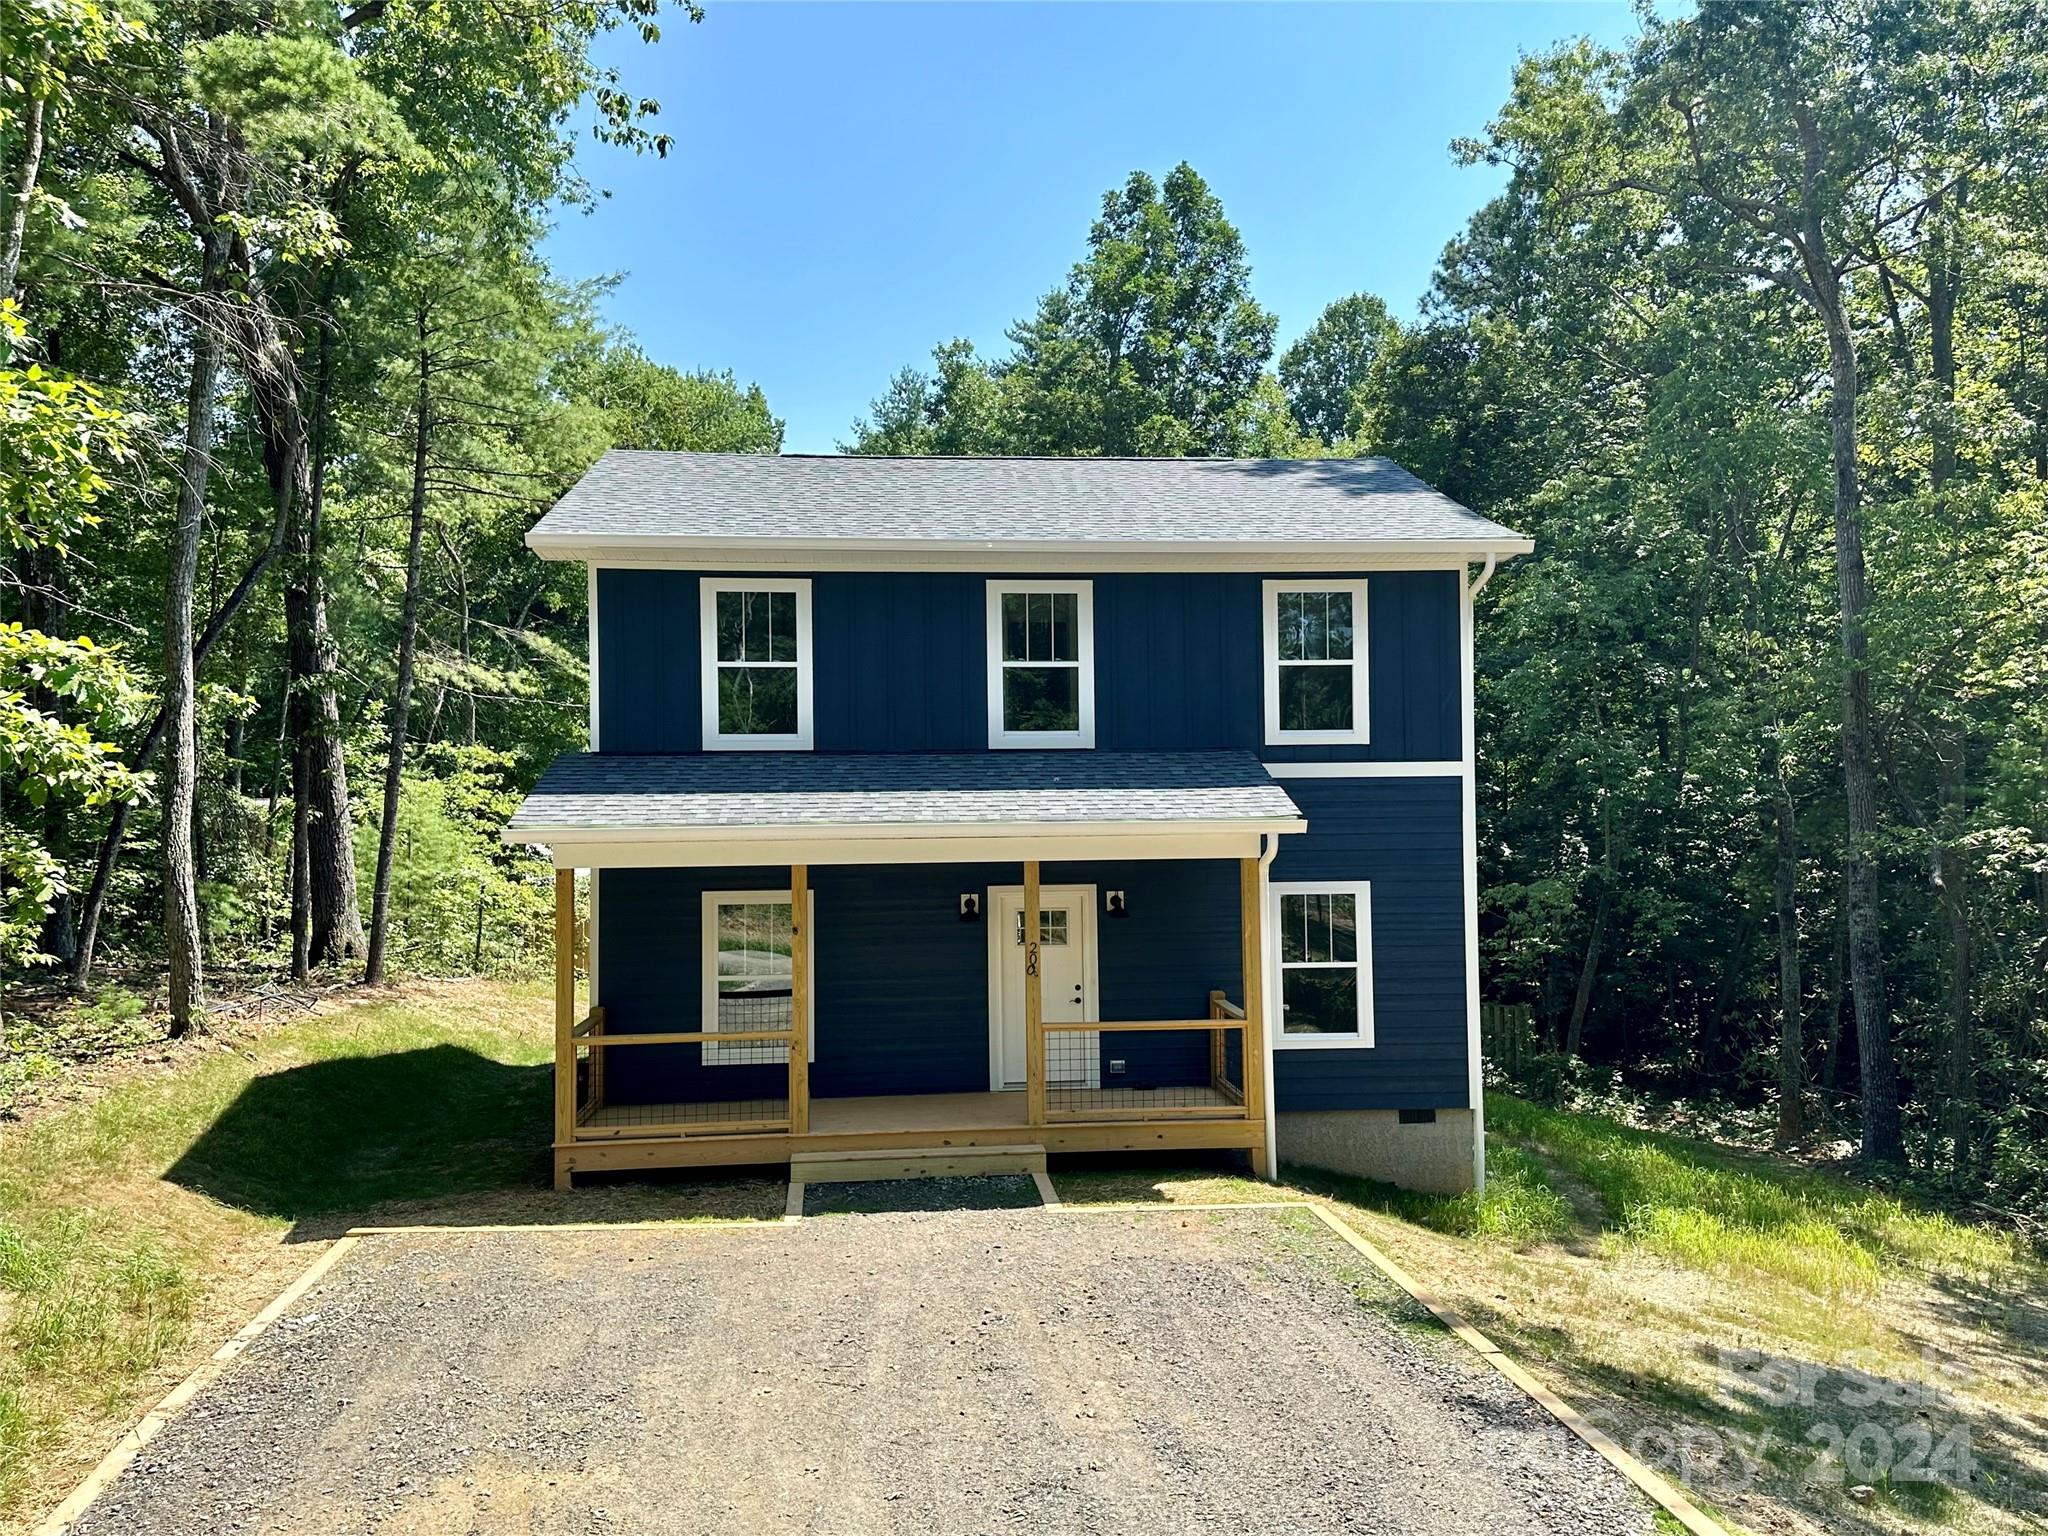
left=701, top=578, right=812, bottom=749
left=700, top=889, right=817, bottom=1066
left=986, top=580, right=1095, bottom=748
left=1270, top=881, right=1374, bottom=1047
left=1262, top=579, right=1368, bottom=745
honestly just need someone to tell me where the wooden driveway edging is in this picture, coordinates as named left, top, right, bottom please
left=1307, top=1200, right=1728, bottom=1536
left=31, top=1234, right=364, bottom=1536
left=32, top=1196, right=1728, bottom=1536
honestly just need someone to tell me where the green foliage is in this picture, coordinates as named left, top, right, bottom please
left=0, top=624, right=148, bottom=969
left=350, top=748, right=552, bottom=977
left=846, top=163, right=1292, bottom=457
left=0, top=304, right=134, bottom=554
left=1279, top=292, right=1399, bottom=446
left=185, top=31, right=418, bottom=170
left=560, top=342, right=783, bottom=453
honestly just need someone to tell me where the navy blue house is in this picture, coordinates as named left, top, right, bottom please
left=505, top=454, right=1530, bottom=1192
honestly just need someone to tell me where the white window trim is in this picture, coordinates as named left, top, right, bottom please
left=1262, top=579, right=1370, bottom=746
left=699, top=888, right=817, bottom=1066
left=700, top=577, right=814, bottom=751
left=986, top=579, right=1096, bottom=749
left=1268, top=880, right=1375, bottom=1049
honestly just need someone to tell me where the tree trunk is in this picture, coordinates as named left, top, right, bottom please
left=1814, top=275, right=1903, bottom=1164
left=164, top=246, right=226, bottom=1036
left=284, top=310, right=364, bottom=968
left=1933, top=742, right=1974, bottom=1179
left=435, top=524, right=477, bottom=748
left=1819, top=871, right=1849, bottom=1102
left=366, top=311, right=432, bottom=984
left=1564, top=883, right=1610, bottom=1062
left=1, top=70, right=48, bottom=299
left=21, top=545, right=78, bottom=965
left=290, top=781, right=311, bottom=981
left=1698, top=905, right=1757, bottom=1078
left=1774, top=781, right=1802, bottom=1147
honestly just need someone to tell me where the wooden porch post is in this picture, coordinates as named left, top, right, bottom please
left=1240, top=857, right=1270, bottom=1178
left=789, top=864, right=810, bottom=1134
left=1024, top=859, right=1045, bottom=1126
left=553, top=867, right=576, bottom=1190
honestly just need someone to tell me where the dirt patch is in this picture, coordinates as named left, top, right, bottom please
left=65, top=1208, right=1655, bottom=1536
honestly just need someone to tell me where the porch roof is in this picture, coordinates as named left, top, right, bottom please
left=504, top=750, right=1305, bottom=868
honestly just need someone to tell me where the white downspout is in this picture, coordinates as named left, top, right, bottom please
left=1470, top=550, right=1498, bottom=600
left=1259, top=830, right=1280, bottom=1179
left=1460, top=554, right=1496, bottom=1194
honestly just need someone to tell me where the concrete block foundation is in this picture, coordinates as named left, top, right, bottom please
left=1276, top=1107, right=1480, bottom=1195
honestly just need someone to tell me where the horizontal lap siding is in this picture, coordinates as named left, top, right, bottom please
left=594, top=568, right=1460, bottom=759
left=1273, top=776, right=1470, bottom=1111
left=597, top=860, right=1244, bottom=1105
left=1045, top=858, right=1243, bottom=1088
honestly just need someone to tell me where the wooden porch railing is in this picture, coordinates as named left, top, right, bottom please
left=1019, top=857, right=1269, bottom=1169
left=1208, top=991, right=1246, bottom=1105
left=1039, top=1007, right=1253, bottom=1122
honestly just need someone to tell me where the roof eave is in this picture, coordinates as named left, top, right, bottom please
left=524, top=531, right=1536, bottom=568
left=503, top=815, right=1308, bottom=846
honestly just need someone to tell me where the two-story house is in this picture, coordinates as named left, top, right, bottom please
left=504, top=453, right=1530, bottom=1193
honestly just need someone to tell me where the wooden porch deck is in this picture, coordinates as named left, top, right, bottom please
left=558, top=1088, right=1262, bottom=1180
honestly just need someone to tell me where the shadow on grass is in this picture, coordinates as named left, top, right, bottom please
left=164, top=1046, right=791, bottom=1237
left=166, top=1045, right=549, bottom=1222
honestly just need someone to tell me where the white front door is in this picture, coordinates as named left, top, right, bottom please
left=989, top=885, right=1099, bottom=1091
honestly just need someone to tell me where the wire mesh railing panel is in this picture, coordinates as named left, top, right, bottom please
left=1045, top=1022, right=1250, bottom=1119
left=578, top=1095, right=791, bottom=1135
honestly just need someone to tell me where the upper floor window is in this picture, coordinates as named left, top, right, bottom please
left=1262, top=579, right=1369, bottom=745
left=986, top=580, right=1095, bottom=749
left=700, top=577, right=813, bottom=750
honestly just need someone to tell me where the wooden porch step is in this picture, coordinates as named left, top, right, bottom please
left=789, top=1143, right=1048, bottom=1184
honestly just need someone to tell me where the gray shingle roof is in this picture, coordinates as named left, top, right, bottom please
left=507, top=751, right=1303, bottom=836
left=526, top=451, right=1528, bottom=552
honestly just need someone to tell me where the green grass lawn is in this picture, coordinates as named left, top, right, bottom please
left=2, top=981, right=2041, bottom=1536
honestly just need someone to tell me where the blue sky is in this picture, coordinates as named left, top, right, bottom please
left=542, top=3, right=1645, bottom=453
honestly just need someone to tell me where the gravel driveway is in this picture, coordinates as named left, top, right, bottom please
left=71, top=1206, right=1655, bottom=1536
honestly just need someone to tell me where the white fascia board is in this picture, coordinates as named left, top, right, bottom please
left=528, top=534, right=1534, bottom=571
left=506, top=817, right=1307, bottom=870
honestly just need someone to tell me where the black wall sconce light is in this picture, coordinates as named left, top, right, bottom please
left=1105, top=890, right=1128, bottom=919
left=959, top=893, right=982, bottom=922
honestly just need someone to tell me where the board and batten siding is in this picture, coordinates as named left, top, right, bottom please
left=595, top=568, right=1461, bottom=760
